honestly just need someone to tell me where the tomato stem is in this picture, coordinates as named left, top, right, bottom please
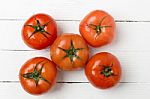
left=21, top=61, right=51, bottom=87
left=25, top=18, right=51, bottom=39
left=101, top=63, right=114, bottom=77
left=58, top=40, right=83, bottom=63
left=88, top=16, right=111, bottom=35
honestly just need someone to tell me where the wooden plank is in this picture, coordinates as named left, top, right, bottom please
left=0, top=50, right=149, bottom=83
left=0, top=1, right=149, bottom=99
left=0, top=21, right=150, bottom=51
left=0, top=0, right=150, bottom=20
left=0, top=20, right=78, bottom=50
left=0, top=82, right=149, bottom=99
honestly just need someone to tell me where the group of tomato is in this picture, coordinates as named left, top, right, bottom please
left=19, top=10, right=122, bottom=95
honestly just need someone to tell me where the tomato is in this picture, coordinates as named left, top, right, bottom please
left=50, top=33, right=89, bottom=71
left=22, top=13, right=57, bottom=50
left=85, top=52, right=121, bottom=89
left=19, top=57, right=57, bottom=95
left=79, top=10, right=115, bottom=47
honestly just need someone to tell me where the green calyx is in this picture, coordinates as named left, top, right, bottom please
left=58, top=40, right=83, bottom=63
left=101, top=63, right=114, bottom=77
left=88, top=16, right=111, bottom=35
left=22, top=61, right=51, bottom=87
left=26, top=18, right=51, bottom=39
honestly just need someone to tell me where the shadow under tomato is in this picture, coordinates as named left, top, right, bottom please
left=56, top=22, right=63, bottom=36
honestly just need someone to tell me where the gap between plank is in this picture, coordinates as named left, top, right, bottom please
left=0, top=81, right=149, bottom=84
left=0, top=49, right=35, bottom=51
left=1, top=49, right=150, bottom=52
left=0, top=19, right=150, bottom=23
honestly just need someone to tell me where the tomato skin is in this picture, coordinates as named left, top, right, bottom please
left=19, top=57, right=57, bottom=95
left=85, top=52, right=121, bottom=89
left=22, top=13, right=57, bottom=50
left=79, top=10, right=115, bottom=47
left=50, top=33, right=89, bottom=71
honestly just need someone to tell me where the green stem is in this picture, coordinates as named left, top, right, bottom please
left=88, top=16, right=111, bottom=35
left=26, top=18, right=51, bottom=39
left=22, top=61, right=51, bottom=87
left=100, top=63, right=114, bottom=77
left=58, top=40, right=83, bottom=63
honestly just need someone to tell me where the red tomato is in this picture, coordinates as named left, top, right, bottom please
left=19, top=57, right=57, bottom=95
left=79, top=10, right=115, bottom=47
left=22, top=13, right=57, bottom=50
left=50, top=33, right=89, bottom=71
left=85, top=52, right=121, bottom=89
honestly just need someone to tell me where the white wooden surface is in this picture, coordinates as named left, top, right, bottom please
left=0, top=0, right=150, bottom=98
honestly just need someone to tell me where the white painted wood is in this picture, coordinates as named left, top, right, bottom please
left=0, top=0, right=150, bottom=20
left=0, top=21, right=150, bottom=51
left=0, top=0, right=150, bottom=98
left=0, top=83, right=149, bottom=99
left=0, top=50, right=150, bottom=83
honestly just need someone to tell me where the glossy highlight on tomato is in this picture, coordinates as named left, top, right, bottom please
left=19, top=57, right=57, bottom=95
left=85, top=52, right=121, bottom=89
left=79, top=10, right=115, bottom=47
left=50, top=33, right=89, bottom=71
left=22, top=13, right=57, bottom=50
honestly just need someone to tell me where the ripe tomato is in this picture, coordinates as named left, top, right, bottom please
left=85, top=52, right=121, bottom=89
left=19, top=57, right=57, bottom=95
left=22, top=13, right=57, bottom=50
left=79, top=10, right=115, bottom=47
left=50, top=33, right=89, bottom=71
